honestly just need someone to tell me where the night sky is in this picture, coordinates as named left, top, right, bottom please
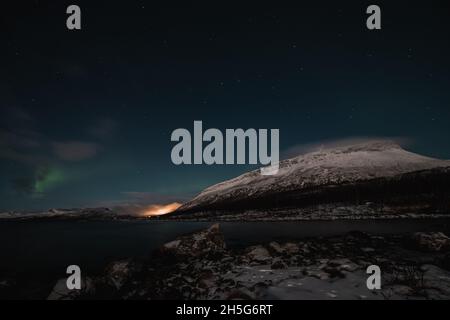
left=1, top=1, right=450, bottom=211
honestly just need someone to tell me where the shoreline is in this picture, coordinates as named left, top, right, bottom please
left=2, top=213, right=450, bottom=223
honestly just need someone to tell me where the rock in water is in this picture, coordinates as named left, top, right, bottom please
left=158, top=223, right=226, bottom=258
left=411, top=232, right=450, bottom=252
left=246, top=246, right=272, bottom=263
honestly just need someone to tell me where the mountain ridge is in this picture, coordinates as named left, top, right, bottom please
left=175, top=140, right=450, bottom=214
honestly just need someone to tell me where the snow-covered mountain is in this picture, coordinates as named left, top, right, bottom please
left=176, top=140, right=450, bottom=213
left=0, top=207, right=118, bottom=221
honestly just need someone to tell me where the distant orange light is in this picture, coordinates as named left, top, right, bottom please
left=142, top=202, right=182, bottom=217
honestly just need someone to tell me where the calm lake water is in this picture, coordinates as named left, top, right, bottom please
left=2, top=218, right=450, bottom=279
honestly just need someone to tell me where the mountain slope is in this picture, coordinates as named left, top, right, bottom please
left=175, top=140, right=450, bottom=214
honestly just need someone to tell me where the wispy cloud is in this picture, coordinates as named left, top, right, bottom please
left=87, top=117, right=118, bottom=139
left=52, top=141, right=100, bottom=161
left=1, top=108, right=116, bottom=200
left=1, top=106, right=34, bottom=125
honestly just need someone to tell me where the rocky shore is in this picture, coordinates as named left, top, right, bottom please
left=43, top=224, right=450, bottom=300
left=163, top=203, right=450, bottom=221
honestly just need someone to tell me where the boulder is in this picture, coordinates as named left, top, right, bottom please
left=268, top=241, right=300, bottom=256
left=410, top=232, right=450, bottom=252
left=328, top=258, right=359, bottom=272
left=271, top=258, right=288, bottom=270
left=246, top=246, right=272, bottom=263
left=103, top=259, right=142, bottom=290
left=198, top=271, right=218, bottom=289
left=158, top=223, right=226, bottom=258
left=283, top=243, right=300, bottom=255
left=268, top=242, right=283, bottom=255
left=421, top=264, right=450, bottom=299
left=47, top=277, right=95, bottom=300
